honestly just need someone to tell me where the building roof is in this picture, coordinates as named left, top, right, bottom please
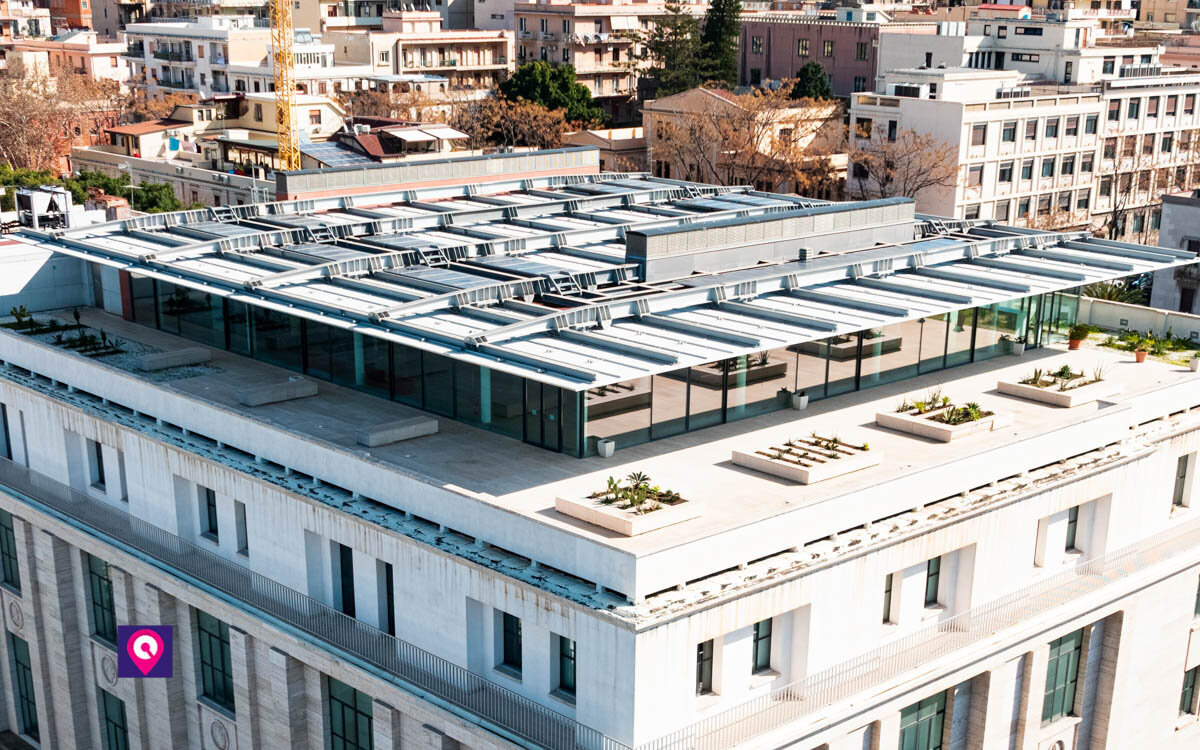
left=16, top=173, right=1193, bottom=391
left=106, top=119, right=191, bottom=136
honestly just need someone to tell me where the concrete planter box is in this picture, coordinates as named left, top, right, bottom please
left=997, top=378, right=1123, bottom=408
left=796, top=336, right=902, bottom=361
left=875, top=405, right=1011, bottom=442
left=555, top=495, right=701, bottom=536
left=688, top=361, right=788, bottom=387
left=731, top=446, right=881, bottom=484
left=586, top=389, right=650, bottom=418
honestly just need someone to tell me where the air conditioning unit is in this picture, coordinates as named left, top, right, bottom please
left=887, top=82, right=929, bottom=98
left=175, top=166, right=184, bottom=174
left=995, top=87, right=1032, bottom=99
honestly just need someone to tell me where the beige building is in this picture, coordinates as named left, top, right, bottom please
left=563, top=126, right=646, bottom=172
left=513, top=0, right=705, bottom=122
left=5, top=29, right=130, bottom=87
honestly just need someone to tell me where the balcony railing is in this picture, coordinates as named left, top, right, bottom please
left=638, top=513, right=1200, bottom=750
left=157, top=78, right=195, bottom=89
left=210, top=82, right=230, bottom=93
left=123, top=44, right=145, bottom=57
left=153, top=49, right=194, bottom=62
left=0, top=455, right=626, bottom=750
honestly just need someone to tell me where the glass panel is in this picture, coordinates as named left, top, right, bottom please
left=453, top=361, right=482, bottom=426
left=391, top=344, right=422, bottom=407
left=251, top=308, right=303, bottom=372
left=129, top=275, right=157, bottom=328
left=155, top=281, right=183, bottom=335
left=918, top=314, right=949, bottom=374
left=303, top=320, right=335, bottom=381
left=651, top=369, right=689, bottom=439
left=946, top=308, right=975, bottom=367
left=328, top=328, right=363, bottom=390
left=859, top=322, right=920, bottom=389
left=525, top=380, right=541, bottom=446
left=792, top=343, right=827, bottom=401
left=177, top=288, right=225, bottom=348
left=541, top=386, right=560, bottom=452
left=486, top=369, right=524, bottom=440
left=740, top=348, right=798, bottom=418
left=561, top=390, right=582, bottom=457
left=724, top=356, right=751, bottom=423
left=353, top=334, right=390, bottom=398
left=421, top=352, right=454, bottom=416
left=585, top=377, right=651, bottom=453
left=226, top=300, right=252, bottom=356
left=825, top=334, right=858, bottom=397
left=687, top=364, right=724, bottom=430
left=974, top=301, right=1023, bottom=361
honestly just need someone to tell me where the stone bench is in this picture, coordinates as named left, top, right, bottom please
left=135, top=347, right=211, bottom=371
left=235, top=377, right=318, bottom=407
left=356, top=416, right=439, bottom=447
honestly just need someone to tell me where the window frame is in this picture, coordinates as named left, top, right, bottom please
left=87, top=554, right=117, bottom=643
left=101, top=689, right=129, bottom=750
left=696, top=639, right=714, bottom=695
left=1042, top=629, right=1083, bottom=724
left=197, top=610, right=236, bottom=713
left=501, top=611, right=522, bottom=672
left=924, top=556, right=941, bottom=607
left=751, top=619, right=772, bottom=674
left=328, top=677, right=373, bottom=750
left=0, top=509, right=19, bottom=592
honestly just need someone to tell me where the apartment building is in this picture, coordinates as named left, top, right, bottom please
left=736, top=11, right=939, bottom=96
left=513, top=0, right=697, bottom=123
left=5, top=29, right=130, bottom=85
left=1, top=170, right=1200, bottom=750
left=0, top=0, right=51, bottom=39
left=325, top=8, right=513, bottom=100
left=1149, top=189, right=1200, bottom=314
left=47, top=0, right=91, bottom=31
left=124, top=17, right=374, bottom=98
left=852, top=14, right=1200, bottom=243
left=295, top=0, right=384, bottom=35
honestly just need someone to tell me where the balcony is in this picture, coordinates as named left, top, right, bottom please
left=157, top=78, right=195, bottom=89
left=153, top=49, right=194, bottom=62
left=123, top=44, right=145, bottom=57
left=210, top=81, right=230, bottom=93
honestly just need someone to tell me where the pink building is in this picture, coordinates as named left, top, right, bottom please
left=737, top=12, right=936, bottom=97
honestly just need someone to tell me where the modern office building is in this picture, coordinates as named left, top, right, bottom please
left=1, top=171, right=1200, bottom=750
left=851, top=13, right=1200, bottom=244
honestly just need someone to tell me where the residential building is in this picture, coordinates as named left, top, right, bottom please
left=48, top=0, right=92, bottom=31
left=296, top=0, right=383, bottom=34
left=514, top=0, right=699, bottom=123
left=0, top=0, right=51, bottom=39
left=736, top=11, right=939, bottom=95
left=324, top=8, right=513, bottom=100
left=643, top=85, right=845, bottom=197
left=563, top=126, right=646, bottom=172
left=5, top=29, right=130, bottom=86
left=853, top=14, right=1200, bottom=242
left=1150, top=189, right=1200, bottom=313
left=2, top=169, right=1200, bottom=750
left=123, top=18, right=375, bottom=99
left=1161, top=36, right=1200, bottom=71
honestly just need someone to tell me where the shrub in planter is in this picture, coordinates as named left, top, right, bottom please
left=1067, top=323, right=1091, bottom=350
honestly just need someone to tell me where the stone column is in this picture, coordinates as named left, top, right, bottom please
left=229, top=627, right=260, bottom=750
left=263, top=647, right=310, bottom=748
left=872, top=715, right=898, bottom=750
left=109, top=566, right=151, bottom=750
left=966, top=657, right=1024, bottom=750
left=372, top=699, right=402, bottom=749
left=30, top=530, right=94, bottom=748
left=1085, top=613, right=1125, bottom=750
left=1014, top=649, right=1046, bottom=750
left=137, top=583, right=190, bottom=748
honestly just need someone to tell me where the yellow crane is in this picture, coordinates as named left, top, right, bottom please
left=270, top=0, right=300, bottom=171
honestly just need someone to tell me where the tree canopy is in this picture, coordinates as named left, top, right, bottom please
left=499, top=62, right=606, bottom=127
left=640, top=1, right=706, bottom=96
left=790, top=61, right=835, bottom=100
left=0, top=165, right=199, bottom=213
left=699, top=0, right=741, bottom=87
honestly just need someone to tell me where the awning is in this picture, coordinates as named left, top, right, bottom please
left=419, top=125, right=468, bottom=141
left=609, top=15, right=638, bottom=29
left=382, top=127, right=435, bottom=142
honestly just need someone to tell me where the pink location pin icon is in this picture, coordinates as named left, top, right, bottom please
left=126, top=629, right=164, bottom=676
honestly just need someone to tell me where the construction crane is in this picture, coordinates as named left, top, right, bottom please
left=270, top=0, right=300, bottom=171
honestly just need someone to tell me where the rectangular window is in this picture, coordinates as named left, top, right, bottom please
left=1104, top=138, right=1117, bottom=159
left=1076, top=190, right=1090, bottom=211
left=557, top=636, right=576, bottom=695
left=853, top=76, right=867, bottom=93
left=1061, top=155, right=1075, bottom=176
left=696, top=640, right=714, bottom=694
left=1187, top=94, right=1196, bottom=115
left=970, top=123, right=987, bottom=146
left=1021, top=159, right=1034, bottom=180
left=234, top=501, right=248, bottom=556
left=101, top=690, right=129, bottom=750
left=797, top=39, right=809, bottom=56
left=856, top=41, right=867, bottom=60
left=328, top=678, right=373, bottom=750
left=88, top=554, right=116, bottom=643
left=1081, top=154, right=1094, bottom=173
left=1017, top=197, right=1031, bottom=218
left=1044, top=118, right=1059, bottom=138
left=197, top=610, right=236, bottom=713
left=899, top=692, right=946, bottom=750
left=1163, top=133, right=1174, bottom=153
left=1038, top=194, right=1052, bottom=217
left=823, top=40, right=834, bottom=57
left=1183, top=667, right=1199, bottom=715
left=1065, top=506, right=1079, bottom=551
left=200, top=487, right=218, bottom=540
left=924, top=556, right=941, bottom=607
left=253, top=103, right=262, bottom=121
left=1128, top=98, right=1140, bottom=119
left=0, top=509, right=17, bottom=592
left=1194, top=576, right=1200, bottom=616
left=1065, top=116, right=1079, bottom=136
left=1108, top=100, right=1120, bottom=121
left=1085, top=114, right=1098, bottom=134
left=1168, top=95, right=1178, bottom=116
left=883, top=572, right=894, bottom=622
left=0, top=403, right=10, bottom=461
left=968, top=164, right=983, bottom=187
left=964, top=203, right=980, bottom=220
left=888, top=120, right=897, bottom=142
left=1025, top=119, right=1038, bottom=141
left=88, top=439, right=106, bottom=489
left=752, top=619, right=772, bottom=673
left=1174, top=455, right=1189, bottom=507
left=309, top=109, right=321, bottom=125
left=994, top=200, right=1010, bottom=221
left=9, top=634, right=37, bottom=741
left=1002, top=120, right=1017, bottom=142
left=337, top=543, right=355, bottom=617
left=1148, top=96, right=1160, bottom=117
left=1042, top=629, right=1083, bottom=724
left=1041, top=158, right=1055, bottom=178
left=1102, top=57, right=1115, bottom=74
left=751, top=36, right=762, bottom=54
left=998, top=161, right=1013, bottom=183
left=502, top=612, right=522, bottom=671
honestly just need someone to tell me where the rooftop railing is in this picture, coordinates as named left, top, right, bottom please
left=0, top=456, right=627, bottom=750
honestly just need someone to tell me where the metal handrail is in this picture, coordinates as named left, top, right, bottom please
left=637, top=515, right=1200, bottom=750
left=0, top=458, right=628, bottom=750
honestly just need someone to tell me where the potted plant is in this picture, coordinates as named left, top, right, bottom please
left=1134, top=337, right=1148, bottom=363
left=792, top=389, right=809, bottom=410
left=1067, top=323, right=1090, bottom=350
left=1001, top=335, right=1026, bottom=356
left=1190, top=355, right=1199, bottom=372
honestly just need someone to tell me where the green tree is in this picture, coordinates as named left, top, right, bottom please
left=790, top=61, right=834, bottom=100
left=0, top=166, right=196, bottom=213
left=1081, top=280, right=1148, bottom=305
left=641, top=0, right=705, bottom=96
left=499, top=62, right=606, bottom=127
left=699, top=0, right=741, bottom=86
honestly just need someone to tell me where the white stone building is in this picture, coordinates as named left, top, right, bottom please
left=0, top=171, right=1199, bottom=750
left=1149, top=190, right=1200, bottom=314
left=850, top=12, right=1200, bottom=244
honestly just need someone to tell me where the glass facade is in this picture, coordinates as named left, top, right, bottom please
left=126, top=273, right=1082, bottom=458
left=328, top=678, right=373, bottom=750
left=899, top=692, right=946, bottom=750
left=9, top=633, right=37, bottom=741
left=0, top=509, right=19, bottom=591
left=88, top=554, right=117, bottom=643
left=1043, top=629, right=1083, bottom=724
left=101, top=689, right=129, bottom=750
left=197, top=609, right=236, bottom=713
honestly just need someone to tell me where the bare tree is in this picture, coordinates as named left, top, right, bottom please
left=844, top=127, right=958, bottom=204
left=448, top=98, right=567, bottom=151
left=651, top=84, right=844, bottom=195
left=340, top=87, right=442, bottom=122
